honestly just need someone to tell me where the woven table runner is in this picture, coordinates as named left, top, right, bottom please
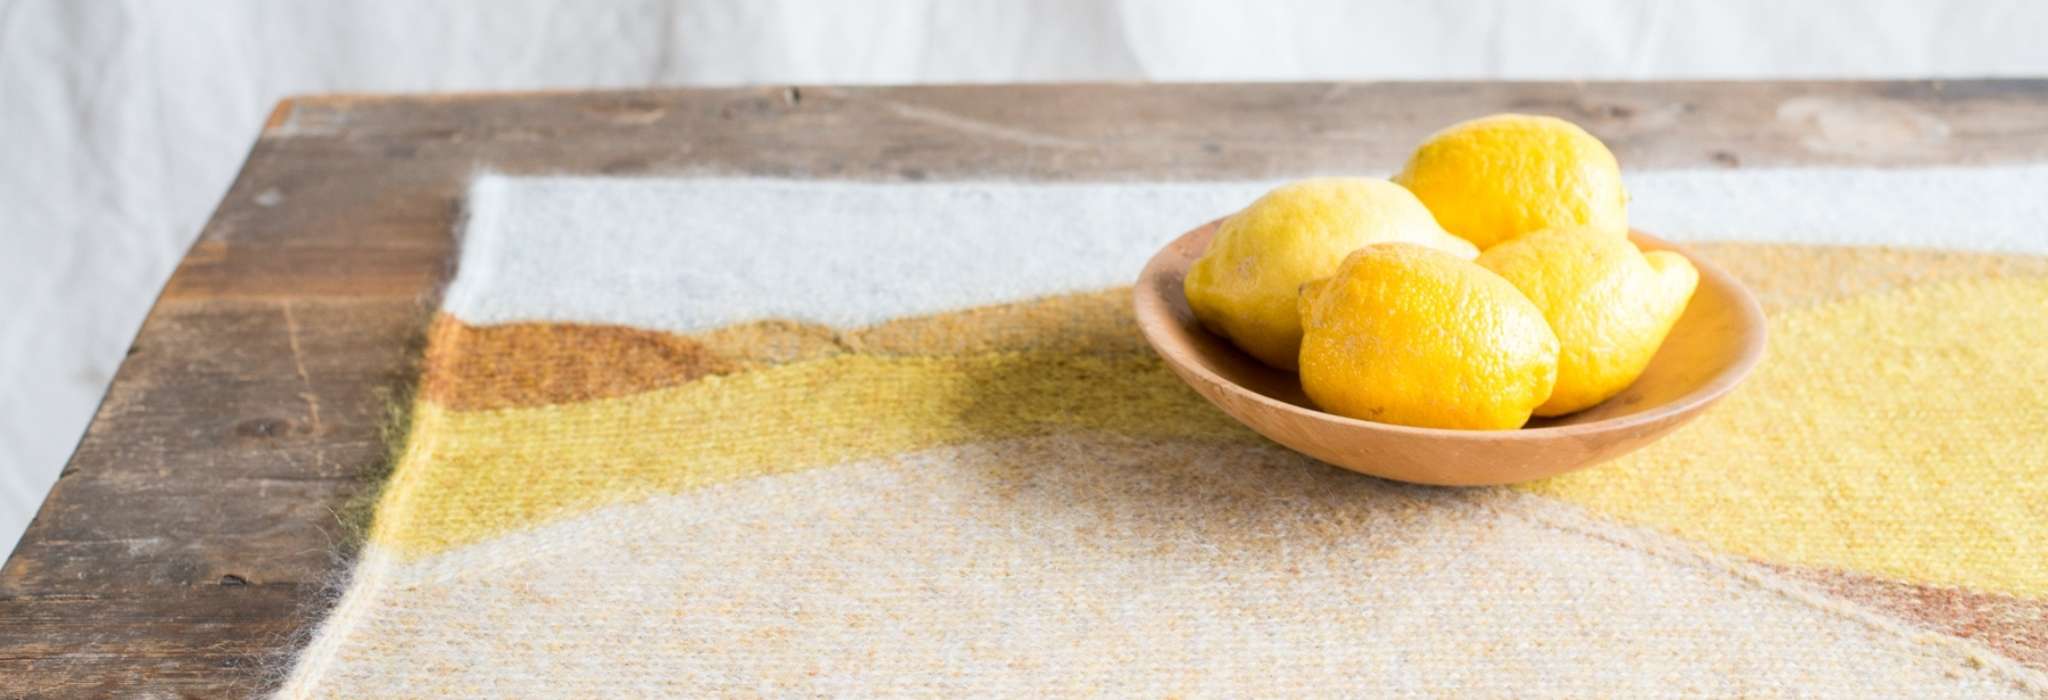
left=283, top=170, right=2048, bottom=697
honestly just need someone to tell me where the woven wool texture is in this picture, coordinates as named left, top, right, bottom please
left=283, top=173, right=2048, bottom=697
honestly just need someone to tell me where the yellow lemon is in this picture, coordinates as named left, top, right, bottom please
left=1393, top=113, right=1628, bottom=250
left=1184, top=178, right=1478, bottom=370
left=1298, top=243, right=1559, bottom=430
left=1477, top=227, right=1699, bottom=416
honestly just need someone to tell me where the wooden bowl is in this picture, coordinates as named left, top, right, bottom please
left=1133, top=221, right=1766, bottom=486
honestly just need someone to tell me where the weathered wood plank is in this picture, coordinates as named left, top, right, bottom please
left=1, top=298, right=423, bottom=698
left=0, top=583, right=312, bottom=698
left=4, top=81, right=2044, bottom=697
left=6, top=300, right=423, bottom=588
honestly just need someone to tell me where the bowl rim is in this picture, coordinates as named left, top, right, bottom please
left=1133, top=222, right=1769, bottom=440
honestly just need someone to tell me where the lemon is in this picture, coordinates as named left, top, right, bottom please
left=1393, top=113, right=1628, bottom=250
left=1477, top=227, right=1699, bottom=416
left=1184, top=178, right=1478, bottom=370
left=1298, top=243, right=1559, bottom=430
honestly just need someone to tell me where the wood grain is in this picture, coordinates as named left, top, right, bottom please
left=4, top=80, right=2046, bottom=697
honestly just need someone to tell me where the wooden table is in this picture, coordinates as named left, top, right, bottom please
left=4, top=81, right=2045, bottom=697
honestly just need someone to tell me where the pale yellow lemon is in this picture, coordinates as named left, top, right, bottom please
left=1477, top=227, right=1699, bottom=416
left=1393, top=113, right=1628, bottom=250
left=1184, top=178, right=1479, bottom=370
left=1298, top=243, right=1559, bottom=430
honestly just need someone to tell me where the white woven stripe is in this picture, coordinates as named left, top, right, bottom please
left=446, top=168, right=2048, bottom=333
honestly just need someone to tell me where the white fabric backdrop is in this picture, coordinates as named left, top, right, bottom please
left=2, top=0, right=2045, bottom=559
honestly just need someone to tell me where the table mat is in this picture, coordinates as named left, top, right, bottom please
left=282, top=171, right=2048, bottom=697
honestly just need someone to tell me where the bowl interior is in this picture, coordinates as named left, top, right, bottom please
left=1139, top=222, right=1764, bottom=435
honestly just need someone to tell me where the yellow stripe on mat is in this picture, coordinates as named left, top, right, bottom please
left=373, top=351, right=1256, bottom=557
left=378, top=249, right=2048, bottom=599
left=1524, top=275, right=2048, bottom=597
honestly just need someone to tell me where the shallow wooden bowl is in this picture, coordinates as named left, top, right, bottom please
left=1133, top=221, right=1767, bottom=486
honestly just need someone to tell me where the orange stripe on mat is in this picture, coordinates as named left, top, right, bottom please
left=1778, top=564, right=2048, bottom=672
left=422, top=244, right=2048, bottom=411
